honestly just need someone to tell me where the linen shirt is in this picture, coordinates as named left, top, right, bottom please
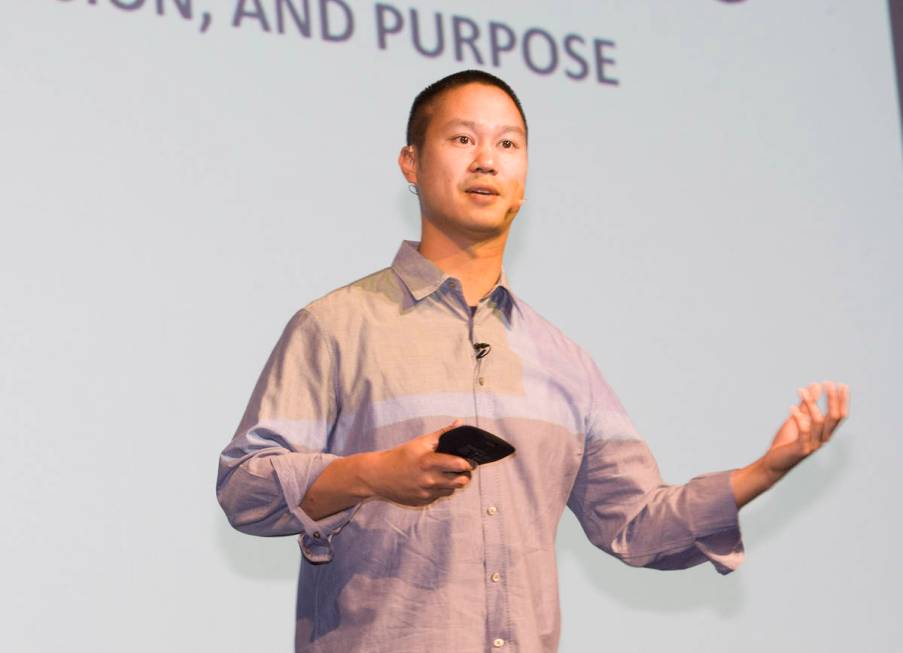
left=216, top=240, right=744, bottom=653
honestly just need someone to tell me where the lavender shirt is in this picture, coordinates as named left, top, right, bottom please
left=217, top=240, right=743, bottom=652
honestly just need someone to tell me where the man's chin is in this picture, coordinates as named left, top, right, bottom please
left=420, top=206, right=520, bottom=245
left=450, top=219, right=513, bottom=243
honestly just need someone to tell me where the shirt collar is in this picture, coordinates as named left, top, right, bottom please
left=390, top=240, right=516, bottom=316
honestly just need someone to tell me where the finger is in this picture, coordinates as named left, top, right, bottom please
left=445, top=472, right=472, bottom=490
left=839, top=383, right=850, bottom=420
left=427, top=472, right=468, bottom=492
left=821, top=381, right=840, bottom=442
left=798, top=387, right=825, bottom=446
left=426, top=419, right=465, bottom=448
left=808, top=382, right=823, bottom=402
left=791, top=405, right=813, bottom=452
left=443, top=469, right=472, bottom=481
left=437, top=419, right=464, bottom=436
left=795, top=383, right=823, bottom=411
left=442, top=467, right=473, bottom=479
left=425, top=451, right=475, bottom=474
left=811, top=382, right=825, bottom=428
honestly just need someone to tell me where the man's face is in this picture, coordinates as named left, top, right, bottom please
left=400, top=83, right=528, bottom=242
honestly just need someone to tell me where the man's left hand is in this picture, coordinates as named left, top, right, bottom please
left=731, top=380, right=850, bottom=508
left=761, top=381, right=850, bottom=480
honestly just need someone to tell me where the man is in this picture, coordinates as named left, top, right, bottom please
left=216, top=70, right=849, bottom=652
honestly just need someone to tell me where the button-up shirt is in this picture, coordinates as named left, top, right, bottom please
left=216, top=240, right=744, bottom=652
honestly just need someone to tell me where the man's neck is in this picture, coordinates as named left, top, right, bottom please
left=417, top=222, right=508, bottom=306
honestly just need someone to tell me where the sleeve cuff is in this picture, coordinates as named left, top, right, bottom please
left=270, top=452, right=362, bottom=564
left=687, top=470, right=745, bottom=574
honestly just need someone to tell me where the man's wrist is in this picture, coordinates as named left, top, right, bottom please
left=731, top=457, right=782, bottom=509
left=347, top=451, right=383, bottom=501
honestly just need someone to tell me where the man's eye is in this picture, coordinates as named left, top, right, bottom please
left=500, top=139, right=516, bottom=149
left=455, top=135, right=471, bottom=145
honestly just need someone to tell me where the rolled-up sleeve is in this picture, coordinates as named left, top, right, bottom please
left=216, top=309, right=360, bottom=564
left=567, top=357, right=744, bottom=575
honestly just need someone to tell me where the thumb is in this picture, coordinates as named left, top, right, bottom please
left=446, top=418, right=464, bottom=430
left=427, top=419, right=464, bottom=447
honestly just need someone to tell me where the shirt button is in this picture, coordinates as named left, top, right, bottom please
left=478, top=377, right=485, bottom=386
left=312, top=531, right=321, bottom=539
left=486, top=506, right=497, bottom=516
left=493, top=638, right=505, bottom=648
left=490, top=572, right=501, bottom=583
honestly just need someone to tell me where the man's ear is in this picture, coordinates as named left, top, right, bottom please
left=398, top=145, right=417, bottom=184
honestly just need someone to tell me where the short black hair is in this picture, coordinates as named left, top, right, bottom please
left=405, top=70, right=528, bottom=150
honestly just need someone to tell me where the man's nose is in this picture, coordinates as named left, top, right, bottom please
left=470, top=144, right=496, bottom=174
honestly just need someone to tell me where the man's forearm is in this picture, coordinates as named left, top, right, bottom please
left=300, top=452, right=378, bottom=521
left=304, top=448, right=777, bottom=519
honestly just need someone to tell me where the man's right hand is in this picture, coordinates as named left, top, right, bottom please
left=362, top=419, right=475, bottom=507
left=299, top=420, right=476, bottom=521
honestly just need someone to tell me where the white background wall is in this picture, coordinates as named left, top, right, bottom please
left=2, top=1, right=901, bottom=650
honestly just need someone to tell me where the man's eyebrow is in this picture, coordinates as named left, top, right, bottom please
left=441, top=119, right=526, bottom=136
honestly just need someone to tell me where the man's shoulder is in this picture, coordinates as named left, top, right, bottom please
left=511, top=292, right=631, bottom=428
left=506, top=290, right=596, bottom=369
left=297, top=265, right=403, bottom=324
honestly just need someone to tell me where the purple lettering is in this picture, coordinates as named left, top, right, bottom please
left=489, top=21, right=516, bottom=67
left=563, top=34, right=589, bottom=80
left=409, top=8, right=443, bottom=58
left=155, top=0, right=191, bottom=19
left=319, top=0, right=353, bottom=42
left=375, top=3, right=403, bottom=50
left=522, top=28, right=558, bottom=75
left=593, top=39, right=618, bottom=85
left=452, top=15, right=483, bottom=64
left=232, top=0, right=270, bottom=31
left=110, top=0, right=144, bottom=9
left=276, top=0, right=310, bottom=36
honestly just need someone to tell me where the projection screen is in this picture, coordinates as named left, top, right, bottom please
left=2, top=1, right=901, bottom=650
